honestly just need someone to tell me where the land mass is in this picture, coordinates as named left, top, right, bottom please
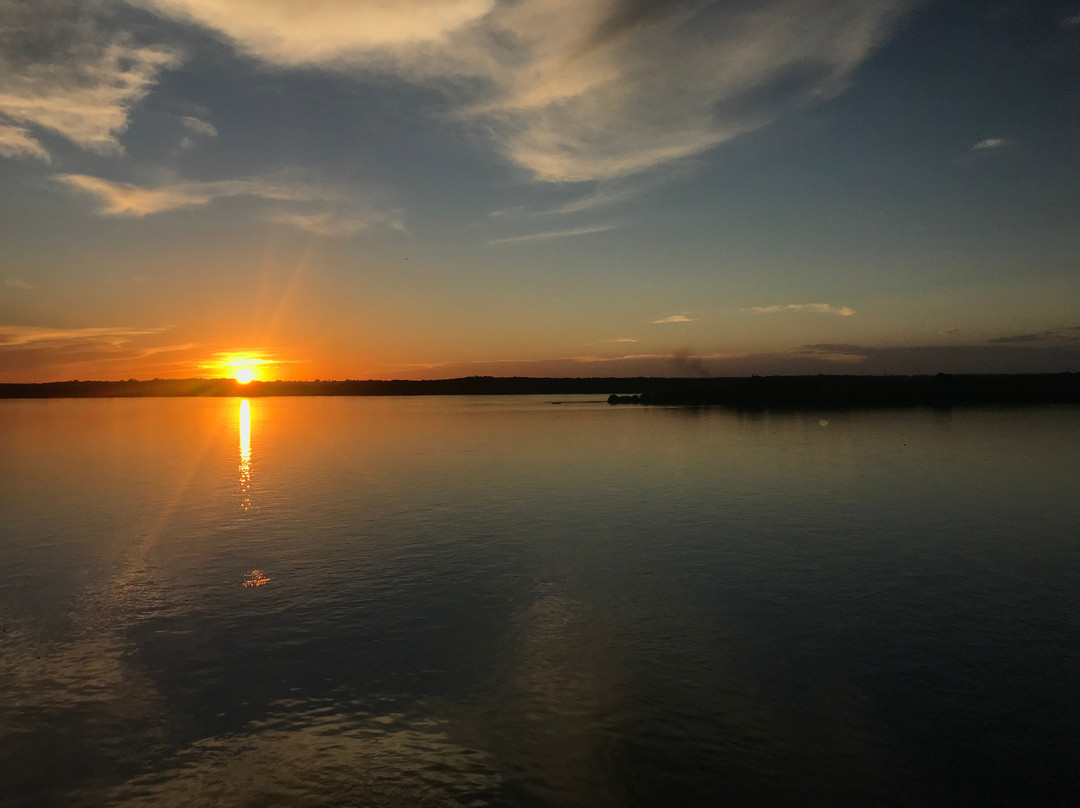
left=2, top=373, right=1079, bottom=409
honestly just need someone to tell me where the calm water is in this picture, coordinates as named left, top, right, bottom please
left=1, top=396, right=1078, bottom=807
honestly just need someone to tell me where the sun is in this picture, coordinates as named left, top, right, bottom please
left=200, top=351, right=275, bottom=383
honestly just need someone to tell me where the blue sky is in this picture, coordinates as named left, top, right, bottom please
left=1, top=0, right=1078, bottom=381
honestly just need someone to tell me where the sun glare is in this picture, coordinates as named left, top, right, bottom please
left=199, top=352, right=277, bottom=383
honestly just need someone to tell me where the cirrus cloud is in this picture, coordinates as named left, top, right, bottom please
left=0, top=324, right=168, bottom=349
left=132, top=0, right=919, bottom=183
left=0, top=123, right=50, bottom=162
left=54, top=172, right=402, bottom=236
left=971, top=137, right=1009, bottom=151
left=652, top=314, right=693, bottom=324
left=0, top=1, right=178, bottom=160
left=488, top=222, right=620, bottom=244
left=747, top=303, right=856, bottom=316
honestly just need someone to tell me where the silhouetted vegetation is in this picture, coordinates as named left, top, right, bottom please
left=1, top=373, right=1078, bottom=409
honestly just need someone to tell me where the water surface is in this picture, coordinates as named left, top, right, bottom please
left=1, top=396, right=1078, bottom=806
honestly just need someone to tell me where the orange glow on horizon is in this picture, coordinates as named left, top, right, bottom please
left=200, top=351, right=280, bottom=382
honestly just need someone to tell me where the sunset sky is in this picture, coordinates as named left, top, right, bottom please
left=1, top=0, right=1079, bottom=382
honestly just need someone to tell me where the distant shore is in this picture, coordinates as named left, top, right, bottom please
left=2, top=373, right=1079, bottom=409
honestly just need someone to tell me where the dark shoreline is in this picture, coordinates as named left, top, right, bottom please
left=2, top=373, right=1080, bottom=409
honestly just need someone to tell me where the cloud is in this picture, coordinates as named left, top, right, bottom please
left=986, top=327, right=1080, bottom=344
left=56, top=174, right=217, bottom=216
left=0, top=123, right=50, bottom=162
left=588, top=337, right=637, bottom=344
left=488, top=223, right=620, bottom=244
left=271, top=210, right=404, bottom=237
left=180, top=115, right=217, bottom=138
left=0, top=324, right=167, bottom=349
left=177, top=115, right=217, bottom=150
left=52, top=172, right=391, bottom=230
left=474, top=1, right=919, bottom=182
left=747, top=303, right=856, bottom=316
left=130, top=0, right=496, bottom=65
left=0, top=1, right=178, bottom=158
left=651, top=315, right=693, bottom=324
left=134, top=0, right=918, bottom=183
left=971, top=137, right=1009, bottom=151
left=4, top=278, right=33, bottom=290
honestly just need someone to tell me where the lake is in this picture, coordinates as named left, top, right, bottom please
left=1, top=396, right=1078, bottom=806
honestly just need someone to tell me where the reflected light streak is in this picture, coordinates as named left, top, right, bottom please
left=239, top=399, right=252, bottom=510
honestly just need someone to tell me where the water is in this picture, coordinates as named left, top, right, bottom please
left=1, top=396, right=1078, bottom=807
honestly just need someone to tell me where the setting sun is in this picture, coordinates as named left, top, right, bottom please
left=197, top=352, right=281, bottom=383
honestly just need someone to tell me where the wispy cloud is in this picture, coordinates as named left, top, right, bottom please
left=986, top=326, right=1080, bottom=344
left=0, top=124, right=50, bottom=162
left=536, top=171, right=690, bottom=215
left=271, top=210, right=405, bottom=238
left=130, top=0, right=494, bottom=65
left=652, top=315, right=693, bottom=324
left=180, top=116, right=217, bottom=138
left=4, top=278, right=32, bottom=290
left=55, top=173, right=342, bottom=217
left=588, top=337, right=637, bottom=344
left=0, top=3, right=177, bottom=160
left=134, top=0, right=917, bottom=183
left=177, top=115, right=217, bottom=150
left=747, top=303, right=856, bottom=316
left=790, top=343, right=869, bottom=362
left=971, top=137, right=1009, bottom=151
left=0, top=324, right=167, bottom=349
left=56, top=174, right=220, bottom=216
left=488, top=223, right=620, bottom=244
left=53, top=173, right=401, bottom=235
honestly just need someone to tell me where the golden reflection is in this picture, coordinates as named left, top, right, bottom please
left=242, top=569, right=270, bottom=587
left=239, top=399, right=252, bottom=510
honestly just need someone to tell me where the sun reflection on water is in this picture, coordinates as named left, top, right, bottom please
left=239, top=399, right=252, bottom=510
left=242, top=569, right=270, bottom=587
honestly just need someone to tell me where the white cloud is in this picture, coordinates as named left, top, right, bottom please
left=4, top=278, right=33, bottom=290
left=0, top=3, right=178, bottom=158
left=651, top=314, right=693, bottom=324
left=488, top=223, right=620, bottom=244
left=747, top=303, right=856, bottom=316
left=134, top=0, right=917, bottom=183
left=971, top=137, right=1009, bottom=151
left=0, top=123, right=50, bottom=162
left=0, top=324, right=167, bottom=349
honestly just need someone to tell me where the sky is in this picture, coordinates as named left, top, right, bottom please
left=1, top=0, right=1079, bottom=382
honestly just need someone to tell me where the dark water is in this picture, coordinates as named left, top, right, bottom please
left=1, top=396, right=1078, bottom=807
